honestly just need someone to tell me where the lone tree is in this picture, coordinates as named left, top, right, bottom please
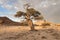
left=14, top=4, right=44, bottom=31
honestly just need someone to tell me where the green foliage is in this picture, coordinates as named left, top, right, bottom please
left=14, top=11, right=25, bottom=17
left=28, top=8, right=41, bottom=17
left=14, top=8, right=44, bottom=20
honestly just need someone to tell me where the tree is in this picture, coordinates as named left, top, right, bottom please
left=14, top=4, right=44, bottom=31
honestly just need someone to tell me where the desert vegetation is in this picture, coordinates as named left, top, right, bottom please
left=14, top=4, right=44, bottom=31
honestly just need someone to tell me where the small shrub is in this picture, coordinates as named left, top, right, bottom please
left=41, top=22, right=51, bottom=26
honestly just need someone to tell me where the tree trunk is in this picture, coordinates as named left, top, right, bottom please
left=26, top=19, right=35, bottom=30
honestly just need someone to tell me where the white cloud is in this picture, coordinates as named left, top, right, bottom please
left=0, top=0, right=52, bottom=11
left=0, top=0, right=59, bottom=11
left=40, top=1, right=49, bottom=8
left=0, top=1, right=3, bottom=4
left=0, top=0, right=60, bottom=23
left=52, top=3, right=56, bottom=5
left=1, top=4, right=13, bottom=10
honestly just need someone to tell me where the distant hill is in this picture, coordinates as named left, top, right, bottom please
left=0, top=16, right=59, bottom=26
left=0, top=17, right=27, bottom=26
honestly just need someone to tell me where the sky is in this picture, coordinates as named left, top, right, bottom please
left=0, top=0, right=60, bottom=23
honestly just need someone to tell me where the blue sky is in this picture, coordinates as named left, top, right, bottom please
left=0, top=0, right=60, bottom=23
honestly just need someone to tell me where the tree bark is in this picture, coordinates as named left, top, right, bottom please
left=26, top=19, right=35, bottom=30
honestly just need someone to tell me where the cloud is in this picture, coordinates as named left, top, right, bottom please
left=1, top=4, right=12, bottom=10
left=0, top=0, right=60, bottom=23
left=0, top=0, right=57, bottom=11
left=0, top=0, right=16, bottom=11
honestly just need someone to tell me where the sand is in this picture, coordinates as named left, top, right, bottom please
left=0, top=17, right=60, bottom=40
left=0, top=25, right=60, bottom=40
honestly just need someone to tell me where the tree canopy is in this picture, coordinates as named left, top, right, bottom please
left=14, top=11, right=26, bottom=17
left=14, top=8, right=44, bottom=20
